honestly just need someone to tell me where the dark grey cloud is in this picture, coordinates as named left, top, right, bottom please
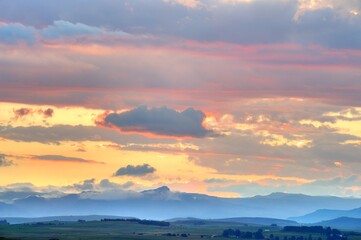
left=114, top=164, right=156, bottom=176
left=101, top=106, right=213, bottom=138
left=32, top=155, right=104, bottom=164
left=0, top=154, right=13, bottom=167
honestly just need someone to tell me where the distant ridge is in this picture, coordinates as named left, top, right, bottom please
left=314, top=217, right=361, bottom=230
left=212, top=217, right=299, bottom=226
left=290, top=206, right=361, bottom=223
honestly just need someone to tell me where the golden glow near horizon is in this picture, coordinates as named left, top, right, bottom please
left=0, top=100, right=340, bottom=196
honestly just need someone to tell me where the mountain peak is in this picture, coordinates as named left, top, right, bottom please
left=155, top=186, right=170, bottom=192
left=263, top=192, right=307, bottom=198
left=141, top=186, right=170, bottom=195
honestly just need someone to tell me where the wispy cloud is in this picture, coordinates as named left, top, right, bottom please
left=31, top=155, right=104, bottom=164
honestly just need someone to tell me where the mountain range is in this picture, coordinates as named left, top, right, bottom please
left=290, top=206, right=361, bottom=223
left=1, top=187, right=361, bottom=221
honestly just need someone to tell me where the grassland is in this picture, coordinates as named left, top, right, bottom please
left=0, top=220, right=360, bottom=240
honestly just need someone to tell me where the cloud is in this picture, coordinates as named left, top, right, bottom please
left=13, top=108, right=32, bottom=119
left=32, top=155, right=104, bottom=164
left=52, top=178, right=134, bottom=194
left=0, top=154, right=13, bottom=167
left=100, top=106, right=214, bottom=138
left=209, top=175, right=361, bottom=197
left=0, top=125, right=176, bottom=145
left=0, top=20, right=128, bottom=45
left=0, top=22, right=36, bottom=44
left=204, top=178, right=234, bottom=184
left=185, top=110, right=361, bottom=179
left=41, top=20, right=128, bottom=40
left=0, top=179, right=138, bottom=202
left=114, top=164, right=156, bottom=176
left=295, top=0, right=361, bottom=20
left=42, top=108, right=54, bottom=118
left=0, top=0, right=360, bottom=48
left=0, top=40, right=360, bottom=109
left=164, top=0, right=200, bottom=8
left=99, top=179, right=134, bottom=189
left=0, top=125, right=117, bottom=144
left=13, top=107, right=54, bottom=120
left=71, top=178, right=96, bottom=191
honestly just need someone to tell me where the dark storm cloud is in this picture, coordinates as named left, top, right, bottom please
left=101, top=106, right=213, bottom=138
left=114, top=164, right=156, bottom=176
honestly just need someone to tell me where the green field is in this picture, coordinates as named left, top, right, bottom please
left=0, top=221, right=360, bottom=240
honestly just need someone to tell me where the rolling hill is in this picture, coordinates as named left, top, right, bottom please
left=314, top=217, right=361, bottom=230
left=290, top=206, right=361, bottom=223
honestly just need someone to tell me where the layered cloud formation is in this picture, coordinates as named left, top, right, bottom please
left=0, top=0, right=361, bottom=198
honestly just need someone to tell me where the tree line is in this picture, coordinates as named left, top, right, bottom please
left=100, top=218, right=170, bottom=227
left=222, top=229, right=265, bottom=239
left=283, top=226, right=340, bottom=235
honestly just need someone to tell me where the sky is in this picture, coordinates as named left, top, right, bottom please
left=0, top=0, right=361, bottom=199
